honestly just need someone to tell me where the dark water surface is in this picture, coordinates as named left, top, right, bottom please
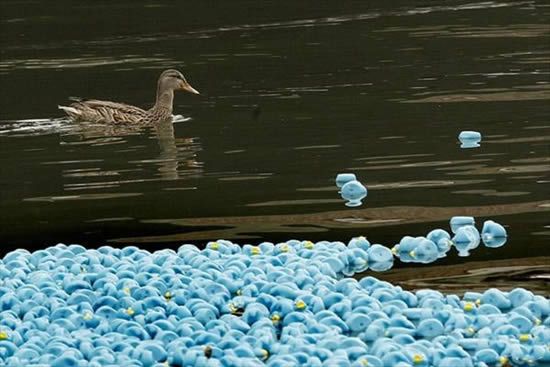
left=1, top=1, right=549, bottom=293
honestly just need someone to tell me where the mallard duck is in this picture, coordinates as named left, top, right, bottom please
left=59, top=69, right=199, bottom=125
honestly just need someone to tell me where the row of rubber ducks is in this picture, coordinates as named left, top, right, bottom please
left=394, top=217, right=507, bottom=263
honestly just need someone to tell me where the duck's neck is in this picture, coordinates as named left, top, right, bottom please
left=152, top=86, right=174, bottom=114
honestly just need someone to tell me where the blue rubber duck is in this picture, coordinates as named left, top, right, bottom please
left=340, top=180, right=368, bottom=207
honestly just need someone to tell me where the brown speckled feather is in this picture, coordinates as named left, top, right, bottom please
left=68, top=99, right=150, bottom=124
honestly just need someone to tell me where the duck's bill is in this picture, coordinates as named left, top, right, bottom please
left=181, top=82, right=200, bottom=94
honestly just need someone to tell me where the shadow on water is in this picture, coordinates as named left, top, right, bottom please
left=1, top=0, right=549, bottom=293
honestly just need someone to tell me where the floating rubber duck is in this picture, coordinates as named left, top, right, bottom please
left=410, top=238, right=439, bottom=264
left=426, top=229, right=452, bottom=258
left=366, top=245, right=394, bottom=272
left=450, top=216, right=475, bottom=234
left=458, top=130, right=482, bottom=148
left=393, top=236, right=416, bottom=262
left=341, top=180, right=368, bottom=207
left=452, top=225, right=480, bottom=257
left=481, top=220, right=508, bottom=248
left=416, top=318, right=445, bottom=339
left=348, top=236, right=371, bottom=251
left=481, top=289, right=512, bottom=310
left=336, top=173, right=357, bottom=190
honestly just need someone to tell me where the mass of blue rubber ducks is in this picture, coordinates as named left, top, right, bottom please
left=1, top=216, right=546, bottom=367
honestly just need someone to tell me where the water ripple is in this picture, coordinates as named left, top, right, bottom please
left=406, top=24, right=549, bottom=38
left=403, top=85, right=550, bottom=103
left=3, top=1, right=532, bottom=54
left=0, top=118, right=72, bottom=137
left=23, top=193, right=142, bottom=202
left=108, top=200, right=550, bottom=243
left=0, top=56, right=174, bottom=72
left=188, top=1, right=532, bottom=35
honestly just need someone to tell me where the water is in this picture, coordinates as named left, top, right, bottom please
left=1, top=0, right=549, bottom=293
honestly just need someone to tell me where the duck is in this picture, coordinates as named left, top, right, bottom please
left=59, top=69, right=199, bottom=125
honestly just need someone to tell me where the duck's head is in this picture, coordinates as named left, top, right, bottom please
left=158, top=69, right=199, bottom=95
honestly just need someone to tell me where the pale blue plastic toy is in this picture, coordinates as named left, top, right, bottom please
left=345, top=313, right=371, bottom=334
left=335, top=173, right=357, bottom=189
left=410, top=238, right=439, bottom=264
left=481, top=220, right=507, bottom=248
left=394, top=236, right=439, bottom=264
left=508, top=288, right=534, bottom=309
left=481, top=289, right=512, bottom=310
left=459, top=130, right=481, bottom=148
left=416, top=318, right=444, bottom=339
left=450, top=216, right=475, bottom=234
left=367, top=245, right=394, bottom=272
left=427, top=229, right=452, bottom=258
left=393, top=236, right=416, bottom=263
left=452, top=225, right=480, bottom=257
left=340, top=180, right=367, bottom=207
left=348, top=236, right=371, bottom=251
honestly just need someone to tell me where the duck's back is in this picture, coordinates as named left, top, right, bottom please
left=60, top=99, right=148, bottom=124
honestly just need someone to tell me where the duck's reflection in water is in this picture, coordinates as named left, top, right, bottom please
left=58, top=118, right=203, bottom=190
left=155, top=119, right=179, bottom=180
left=153, top=119, right=202, bottom=181
left=65, top=121, right=144, bottom=142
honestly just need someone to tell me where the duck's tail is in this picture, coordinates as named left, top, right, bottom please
left=58, top=105, right=81, bottom=119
